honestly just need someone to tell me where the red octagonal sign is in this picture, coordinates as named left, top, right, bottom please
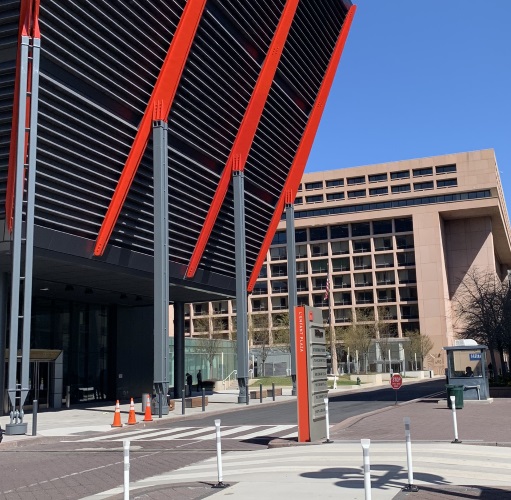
left=390, top=374, right=403, bottom=390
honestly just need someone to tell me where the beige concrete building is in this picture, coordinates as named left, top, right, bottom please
left=183, top=149, right=511, bottom=374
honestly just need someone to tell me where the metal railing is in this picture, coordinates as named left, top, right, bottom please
left=222, top=370, right=237, bottom=388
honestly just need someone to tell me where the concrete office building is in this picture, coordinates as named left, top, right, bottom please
left=186, top=150, right=511, bottom=375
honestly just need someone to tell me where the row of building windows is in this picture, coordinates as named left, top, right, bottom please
left=295, top=178, right=458, bottom=204
left=293, top=190, right=491, bottom=220
left=271, top=218, right=413, bottom=246
left=254, top=269, right=418, bottom=294
left=299, top=164, right=457, bottom=192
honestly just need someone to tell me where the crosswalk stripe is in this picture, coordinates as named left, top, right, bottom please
left=71, top=424, right=298, bottom=442
left=194, top=425, right=255, bottom=440
left=233, top=424, right=295, bottom=441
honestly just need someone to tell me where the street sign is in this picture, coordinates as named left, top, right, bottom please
left=390, top=374, right=403, bottom=390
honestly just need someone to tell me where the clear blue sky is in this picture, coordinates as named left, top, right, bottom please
left=307, top=0, right=511, bottom=208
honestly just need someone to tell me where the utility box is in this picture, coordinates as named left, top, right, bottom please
left=295, top=306, right=328, bottom=442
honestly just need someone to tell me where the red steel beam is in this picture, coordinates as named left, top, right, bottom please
left=93, top=0, right=206, bottom=256
left=247, top=5, right=357, bottom=292
left=186, top=0, right=299, bottom=279
left=5, top=0, right=39, bottom=232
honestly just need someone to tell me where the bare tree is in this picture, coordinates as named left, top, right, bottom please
left=272, top=312, right=290, bottom=349
left=193, top=316, right=210, bottom=337
left=454, top=268, right=507, bottom=377
left=404, top=329, right=434, bottom=370
left=339, top=311, right=373, bottom=374
left=249, top=313, right=270, bottom=376
left=196, top=337, right=222, bottom=379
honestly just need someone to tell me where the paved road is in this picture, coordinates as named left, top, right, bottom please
left=0, top=380, right=446, bottom=499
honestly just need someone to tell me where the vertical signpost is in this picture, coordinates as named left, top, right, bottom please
left=295, top=306, right=328, bottom=442
left=391, top=373, right=403, bottom=405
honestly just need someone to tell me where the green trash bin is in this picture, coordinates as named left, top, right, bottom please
left=446, top=384, right=464, bottom=409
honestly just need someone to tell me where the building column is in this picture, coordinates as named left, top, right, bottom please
left=233, top=167, right=248, bottom=403
left=173, top=302, right=185, bottom=399
left=0, top=273, right=7, bottom=415
left=285, top=193, right=297, bottom=396
left=153, top=110, right=169, bottom=413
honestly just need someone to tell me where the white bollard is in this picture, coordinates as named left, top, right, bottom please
left=324, top=397, right=333, bottom=443
left=123, top=440, right=130, bottom=500
left=361, top=439, right=371, bottom=500
left=402, top=417, right=419, bottom=492
left=212, top=419, right=229, bottom=488
left=450, top=395, right=462, bottom=443
left=333, top=375, right=338, bottom=390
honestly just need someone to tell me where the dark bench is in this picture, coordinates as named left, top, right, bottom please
left=184, top=396, right=208, bottom=408
left=250, top=389, right=268, bottom=399
left=267, top=387, right=282, bottom=397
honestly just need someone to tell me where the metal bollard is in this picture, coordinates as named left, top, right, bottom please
left=450, top=395, right=461, bottom=443
left=66, top=386, right=71, bottom=408
left=212, top=419, right=229, bottom=489
left=361, top=439, right=371, bottom=500
left=123, top=440, right=130, bottom=500
left=323, top=397, right=333, bottom=443
left=246, top=385, right=249, bottom=405
left=202, top=388, right=206, bottom=412
left=402, top=417, right=418, bottom=492
left=158, top=391, right=163, bottom=419
left=182, top=389, right=186, bottom=415
left=272, top=382, right=275, bottom=401
left=259, top=383, right=263, bottom=403
left=32, top=400, right=38, bottom=437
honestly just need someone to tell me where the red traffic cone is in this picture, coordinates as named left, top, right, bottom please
left=127, top=397, right=137, bottom=425
left=143, top=394, right=153, bottom=422
left=111, top=400, right=122, bottom=428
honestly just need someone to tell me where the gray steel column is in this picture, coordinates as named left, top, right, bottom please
left=20, top=36, right=41, bottom=408
left=153, top=117, right=169, bottom=410
left=0, top=273, right=8, bottom=415
left=7, top=35, right=29, bottom=411
left=285, top=201, right=297, bottom=396
left=173, top=302, right=185, bottom=399
left=233, top=169, right=248, bottom=403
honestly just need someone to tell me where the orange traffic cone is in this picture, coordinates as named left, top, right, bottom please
left=127, top=397, right=137, bottom=425
left=143, top=394, right=153, bottom=422
left=111, top=400, right=122, bottom=428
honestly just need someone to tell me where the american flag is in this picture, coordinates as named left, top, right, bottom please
left=324, top=275, right=330, bottom=301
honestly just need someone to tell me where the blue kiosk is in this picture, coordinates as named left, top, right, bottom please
left=443, top=343, right=490, bottom=401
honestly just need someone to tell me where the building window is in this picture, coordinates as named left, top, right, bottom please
left=327, top=192, right=345, bottom=201
left=270, top=247, right=287, bottom=260
left=271, top=280, right=288, bottom=293
left=372, top=219, right=393, bottom=235
left=348, top=189, right=366, bottom=199
left=352, top=239, right=371, bottom=253
left=306, top=194, right=323, bottom=203
left=391, top=170, right=410, bottom=180
left=326, top=178, right=344, bottom=188
left=295, top=229, right=307, bottom=242
left=310, top=227, right=328, bottom=241
left=437, top=178, right=457, bottom=188
left=347, top=176, right=365, bottom=185
left=294, top=196, right=303, bottom=205
left=369, top=173, right=388, bottom=183
left=253, top=282, right=268, bottom=295
left=351, top=222, right=370, bottom=237
left=369, top=187, right=388, bottom=196
left=305, top=181, right=323, bottom=190
left=331, top=224, right=349, bottom=239
left=311, top=259, right=328, bottom=274
left=296, top=279, right=308, bottom=292
left=394, top=218, right=413, bottom=233
left=436, top=164, right=456, bottom=174
left=391, top=184, right=411, bottom=194
left=412, top=167, right=433, bottom=177
left=271, top=231, right=286, bottom=245
left=414, top=181, right=434, bottom=191
left=270, top=264, right=287, bottom=277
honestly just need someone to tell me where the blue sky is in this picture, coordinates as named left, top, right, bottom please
left=307, top=0, right=511, bottom=208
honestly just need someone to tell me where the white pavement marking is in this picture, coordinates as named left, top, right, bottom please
left=193, top=425, right=255, bottom=440
left=232, top=424, right=296, bottom=441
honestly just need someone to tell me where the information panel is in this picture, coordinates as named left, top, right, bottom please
left=295, top=306, right=328, bottom=442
